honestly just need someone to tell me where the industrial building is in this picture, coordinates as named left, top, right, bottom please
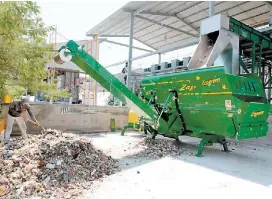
left=44, top=1, right=272, bottom=106
left=2, top=1, right=272, bottom=198
left=36, top=0, right=272, bottom=149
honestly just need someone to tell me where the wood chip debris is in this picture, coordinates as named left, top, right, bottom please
left=0, top=129, right=118, bottom=199
left=131, top=137, right=185, bottom=159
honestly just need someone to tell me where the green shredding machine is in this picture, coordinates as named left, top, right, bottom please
left=54, top=14, right=271, bottom=156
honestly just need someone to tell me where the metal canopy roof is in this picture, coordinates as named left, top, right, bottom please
left=86, top=1, right=272, bottom=50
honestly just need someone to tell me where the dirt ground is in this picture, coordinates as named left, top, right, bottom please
left=72, top=131, right=272, bottom=199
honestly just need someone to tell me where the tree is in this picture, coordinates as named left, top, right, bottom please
left=0, top=2, right=67, bottom=118
left=0, top=1, right=54, bottom=98
left=37, top=82, right=72, bottom=102
left=3, top=85, right=26, bottom=100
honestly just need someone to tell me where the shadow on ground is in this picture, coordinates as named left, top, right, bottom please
left=97, top=132, right=272, bottom=187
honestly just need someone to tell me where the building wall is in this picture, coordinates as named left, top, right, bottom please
left=2, top=103, right=129, bottom=135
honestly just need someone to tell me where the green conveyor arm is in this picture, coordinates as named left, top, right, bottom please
left=55, top=40, right=158, bottom=121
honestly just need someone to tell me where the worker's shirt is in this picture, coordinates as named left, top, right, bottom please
left=122, top=67, right=127, bottom=74
left=8, top=101, right=36, bottom=121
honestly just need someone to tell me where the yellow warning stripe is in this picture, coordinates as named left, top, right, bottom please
left=201, top=92, right=232, bottom=95
left=142, top=83, right=155, bottom=86
left=178, top=92, right=232, bottom=96
left=158, top=81, right=169, bottom=85
left=144, top=81, right=174, bottom=85
left=177, top=80, right=190, bottom=83
left=158, top=81, right=174, bottom=85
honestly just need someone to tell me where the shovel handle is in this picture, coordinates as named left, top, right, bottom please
left=28, top=120, right=37, bottom=125
left=28, top=120, right=45, bottom=130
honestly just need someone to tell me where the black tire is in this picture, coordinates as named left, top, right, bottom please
left=151, top=130, right=158, bottom=139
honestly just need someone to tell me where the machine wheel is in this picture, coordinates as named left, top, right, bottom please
left=151, top=130, right=158, bottom=139
left=143, top=122, right=149, bottom=135
left=54, top=49, right=72, bottom=64
left=144, top=129, right=148, bottom=135
left=218, top=139, right=230, bottom=153
left=222, top=142, right=230, bottom=153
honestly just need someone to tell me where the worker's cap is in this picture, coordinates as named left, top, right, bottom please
left=21, top=97, right=30, bottom=106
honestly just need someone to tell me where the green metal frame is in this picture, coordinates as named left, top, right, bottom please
left=229, top=17, right=272, bottom=49
left=229, top=17, right=272, bottom=101
left=141, top=66, right=270, bottom=156
left=194, top=134, right=229, bottom=157
left=121, top=122, right=142, bottom=136
left=56, top=40, right=270, bottom=157
left=59, top=41, right=159, bottom=119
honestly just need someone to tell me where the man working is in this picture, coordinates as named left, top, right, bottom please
left=122, top=62, right=128, bottom=85
left=2, top=97, right=39, bottom=148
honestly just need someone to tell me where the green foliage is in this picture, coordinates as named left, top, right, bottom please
left=2, top=83, right=72, bottom=103
left=38, top=83, right=72, bottom=102
left=4, top=85, right=25, bottom=100
left=0, top=1, right=54, bottom=98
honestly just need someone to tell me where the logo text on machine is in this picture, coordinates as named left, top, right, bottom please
left=179, top=84, right=196, bottom=91
left=202, top=78, right=221, bottom=86
left=251, top=111, right=264, bottom=117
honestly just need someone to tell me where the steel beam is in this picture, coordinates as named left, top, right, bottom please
left=87, top=34, right=157, bottom=51
left=122, top=2, right=161, bottom=15
left=113, top=1, right=256, bottom=47
left=134, top=2, right=160, bottom=15
left=269, top=5, right=272, bottom=100
left=94, top=35, right=99, bottom=106
left=241, top=12, right=270, bottom=26
left=158, top=53, right=161, bottom=64
left=265, top=76, right=272, bottom=86
left=175, top=14, right=199, bottom=34
left=240, top=57, right=250, bottom=73
left=87, top=34, right=157, bottom=50
left=127, top=12, right=134, bottom=88
left=106, top=38, right=199, bottom=68
left=265, top=1, right=272, bottom=7
left=98, top=38, right=108, bottom=44
left=122, top=1, right=203, bottom=36
left=252, top=42, right=256, bottom=73
left=87, top=3, right=154, bottom=37
left=103, top=39, right=153, bottom=52
left=86, top=34, right=130, bottom=37
left=137, top=11, right=198, bottom=34
left=133, top=37, right=157, bottom=50
left=135, top=15, right=197, bottom=38
left=139, top=10, right=173, bottom=17
left=268, top=67, right=272, bottom=99
left=209, top=1, right=215, bottom=17
left=270, top=7, right=272, bottom=26
left=131, top=1, right=232, bottom=46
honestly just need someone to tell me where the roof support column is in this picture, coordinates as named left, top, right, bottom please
left=208, top=1, right=215, bottom=17
left=127, top=12, right=134, bottom=88
left=269, top=7, right=272, bottom=33
left=268, top=6, right=272, bottom=100
left=94, top=34, right=99, bottom=106
left=158, top=53, right=161, bottom=64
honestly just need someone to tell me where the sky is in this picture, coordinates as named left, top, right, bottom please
left=38, top=0, right=197, bottom=74
left=38, top=0, right=127, bottom=42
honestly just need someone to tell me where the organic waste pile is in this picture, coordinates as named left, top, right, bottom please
left=0, top=129, right=118, bottom=199
left=132, top=137, right=185, bottom=159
